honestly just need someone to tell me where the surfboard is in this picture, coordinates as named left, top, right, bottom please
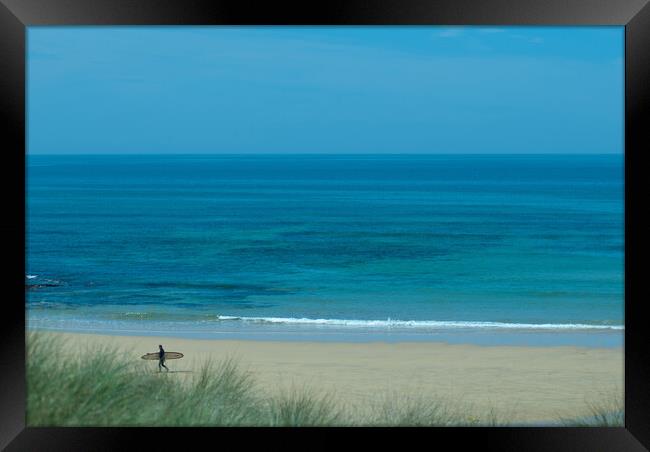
left=141, top=352, right=184, bottom=360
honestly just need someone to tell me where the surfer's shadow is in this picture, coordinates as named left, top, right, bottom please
left=154, top=370, right=194, bottom=374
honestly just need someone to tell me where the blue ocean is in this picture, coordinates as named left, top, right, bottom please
left=26, top=154, right=624, bottom=346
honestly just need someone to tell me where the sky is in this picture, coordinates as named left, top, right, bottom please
left=27, top=26, right=623, bottom=154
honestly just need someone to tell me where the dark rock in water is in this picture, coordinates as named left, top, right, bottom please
left=26, top=281, right=63, bottom=291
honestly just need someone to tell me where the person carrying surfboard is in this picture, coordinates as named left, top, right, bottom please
left=158, top=344, right=169, bottom=372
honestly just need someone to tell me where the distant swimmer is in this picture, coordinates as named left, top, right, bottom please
left=158, top=344, right=169, bottom=372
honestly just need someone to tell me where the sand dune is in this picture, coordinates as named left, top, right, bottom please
left=47, top=331, right=623, bottom=423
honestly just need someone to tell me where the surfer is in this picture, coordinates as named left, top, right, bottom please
left=158, top=344, right=169, bottom=372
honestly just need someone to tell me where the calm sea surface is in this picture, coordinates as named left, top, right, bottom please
left=26, top=155, right=624, bottom=346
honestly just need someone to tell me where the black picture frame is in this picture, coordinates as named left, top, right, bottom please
left=1, top=0, right=648, bottom=449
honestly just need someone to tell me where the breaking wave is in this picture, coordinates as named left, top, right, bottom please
left=211, top=315, right=623, bottom=331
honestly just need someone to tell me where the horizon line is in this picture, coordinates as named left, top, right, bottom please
left=26, top=152, right=623, bottom=156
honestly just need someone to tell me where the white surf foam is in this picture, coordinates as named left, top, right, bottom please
left=214, top=315, right=623, bottom=331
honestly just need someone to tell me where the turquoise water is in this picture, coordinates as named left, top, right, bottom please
left=26, top=154, right=624, bottom=345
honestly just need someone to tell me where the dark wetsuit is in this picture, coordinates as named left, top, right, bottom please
left=158, top=347, right=169, bottom=371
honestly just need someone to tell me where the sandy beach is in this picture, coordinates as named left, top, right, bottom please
left=41, top=331, right=623, bottom=423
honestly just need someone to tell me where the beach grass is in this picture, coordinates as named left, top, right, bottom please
left=266, top=386, right=344, bottom=426
left=557, top=394, right=624, bottom=427
left=27, top=333, right=258, bottom=426
left=26, top=332, right=622, bottom=427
